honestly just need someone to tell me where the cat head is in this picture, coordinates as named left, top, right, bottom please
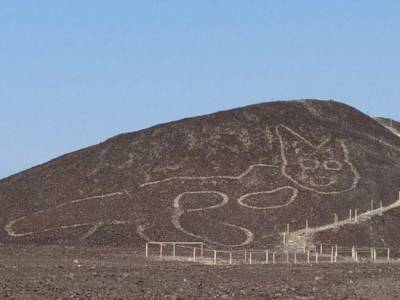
left=277, top=125, right=360, bottom=194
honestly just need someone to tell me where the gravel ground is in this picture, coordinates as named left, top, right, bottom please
left=1, top=245, right=400, bottom=299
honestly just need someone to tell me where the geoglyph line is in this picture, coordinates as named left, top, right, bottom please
left=136, top=223, right=152, bottom=242
left=4, top=192, right=126, bottom=238
left=9, top=124, right=400, bottom=249
left=172, top=191, right=254, bottom=247
left=4, top=124, right=362, bottom=243
left=139, top=164, right=279, bottom=187
left=288, top=198, right=400, bottom=243
left=6, top=220, right=95, bottom=237
left=237, top=186, right=299, bottom=210
left=276, top=125, right=361, bottom=195
left=173, top=191, right=229, bottom=212
left=80, top=222, right=104, bottom=240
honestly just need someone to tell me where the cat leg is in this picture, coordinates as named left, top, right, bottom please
left=172, top=191, right=254, bottom=247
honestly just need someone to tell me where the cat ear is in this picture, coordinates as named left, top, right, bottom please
left=277, top=125, right=315, bottom=158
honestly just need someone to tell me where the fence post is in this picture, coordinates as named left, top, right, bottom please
left=229, top=251, right=232, bottom=265
left=283, top=232, right=286, bottom=245
left=193, top=247, right=196, bottom=262
left=272, top=252, right=276, bottom=264
left=335, top=244, right=338, bottom=263
left=349, top=208, right=352, bottom=221
left=214, top=250, right=217, bottom=265
left=355, top=209, right=358, bottom=222
left=320, top=244, right=323, bottom=255
left=265, top=250, right=269, bottom=264
left=286, top=251, right=289, bottom=264
left=315, top=252, right=319, bottom=263
left=305, top=219, right=309, bottom=236
left=370, top=248, right=374, bottom=261
left=334, top=213, right=338, bottom=224
left=160, top=243, right=163, bottom=259
left=380, top=201, right=383, bottom=216
left=307, top=250, right=310, bottom=264
left=294, top=252, right=297, bottom=264
left=387, top=248, right=390, bottom=261
left=249, top=252, right=253, bottom=265
left=244, top=250, right=247, bottom=262
left=145, top=242, right=148, bottom=258
left=355, top=250, right=359, bottom=263
left=172, top=242, right=176, bottom=257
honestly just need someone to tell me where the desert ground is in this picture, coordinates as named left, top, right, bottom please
left=1, top=244, right=400, bottom=299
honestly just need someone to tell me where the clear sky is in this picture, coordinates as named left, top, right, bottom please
left=1, top=1, right=399, bottom=179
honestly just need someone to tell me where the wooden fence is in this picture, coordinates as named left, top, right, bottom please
left=145, top=242, right=397, bottom=265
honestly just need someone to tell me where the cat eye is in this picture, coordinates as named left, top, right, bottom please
left=324, top=160, right=343, bottom=171
left=300, top=159, right=319, bottom=169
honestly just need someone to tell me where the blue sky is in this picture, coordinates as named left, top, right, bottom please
left=1, top=1, right=399, bottom=179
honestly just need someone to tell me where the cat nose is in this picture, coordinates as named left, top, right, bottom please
left=310, top=176, right=335, bottom=187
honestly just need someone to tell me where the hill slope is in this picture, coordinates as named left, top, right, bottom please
left=2, top=99, right=400, bottom=249
left=376, top=117, right=400, bottom=138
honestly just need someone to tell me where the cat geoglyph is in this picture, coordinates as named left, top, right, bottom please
left=5, top=125, right=362, bottom=247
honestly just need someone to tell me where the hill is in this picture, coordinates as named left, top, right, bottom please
left=2, top=99, right=400, bottom=249
left=376, top=117, right=400, bottom=138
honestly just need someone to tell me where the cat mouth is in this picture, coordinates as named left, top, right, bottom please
left=310, top=177, right=335, bottom=187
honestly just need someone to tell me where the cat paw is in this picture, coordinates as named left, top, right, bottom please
left=172, top=191, right=254, bottom=247
left=237, top=186, right=298, bottom=209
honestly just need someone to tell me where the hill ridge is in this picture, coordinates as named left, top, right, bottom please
left=2, top=99, right=400, bottom=249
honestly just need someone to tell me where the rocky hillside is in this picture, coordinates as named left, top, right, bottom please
left=376, top=117, right=400, bottom=138
left=2, top=100, right=400, bottom=249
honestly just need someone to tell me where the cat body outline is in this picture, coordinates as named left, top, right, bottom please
left=4, top=125, right=361, bottom=247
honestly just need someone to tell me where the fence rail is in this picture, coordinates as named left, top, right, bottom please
left=145, top=241, right=398, bottom=265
